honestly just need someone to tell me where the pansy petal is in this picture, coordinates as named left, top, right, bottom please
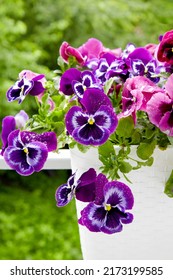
left=73, top=124, right=110, bottom=146
left=15, top=161, right=34, bottom=176
left=121, top=212, right=134, bottom=224
left=26, top=142, right=48, bottom=171
left=3, top=147, right=34, bottom=176
left=80, top=203, right=106, bottom=232
left=101, top=209, right=123, bottom=234
left=81, top=88, right=113, bottom=114
left=59, top=68, right=81, bottom=95
left=104, top=181, right=134, bottom=210
left=4, top=147, right=24, bottom=166
left=95, top=173, right=108, bottom=205
left=55, top=184, right=74, bottom=207
left=7, top=130, right=23, bottom=148
left=75, top=168, right=97, bottom=202
left=29, top=80, right=45, bottom=96
left=65, top=107, right=88, bottom=134
left=94, top=105, right=118, bottom=133
left=20, top=131, right=57, bottom=151
left=1, top=116, right=16, bottom=154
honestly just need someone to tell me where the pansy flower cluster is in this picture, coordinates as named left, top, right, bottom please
left=1, top=29, right=173, bottom=233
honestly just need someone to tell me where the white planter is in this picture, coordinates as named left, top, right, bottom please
left=70, top=146, right=173, bottom=260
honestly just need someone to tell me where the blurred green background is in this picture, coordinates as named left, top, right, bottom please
left=0, top=0, right=173, bottom=259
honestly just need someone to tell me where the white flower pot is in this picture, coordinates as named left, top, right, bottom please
left=70, top=146, right=173, bottom=260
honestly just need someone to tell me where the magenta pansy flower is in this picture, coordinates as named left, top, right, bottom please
left=147, top=74, right=173, bottom=136
left=120, top=76, right=163, bottom=122
left=59, top=38, right=104, bottom=65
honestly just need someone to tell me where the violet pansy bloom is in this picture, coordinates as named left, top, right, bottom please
left=94, top=53, right=128, bottom=84
left=79, top=174, right=134, bottom=234
left=3, top=130, right=57, bottom=176
left=65, top=88, right=118, bottom=146
left=7, top=70, right=46, bottom=103
left=59, top=68, right=101, bottom=98
left=130, top=59, right=160, bottom=83
left=55, top=168, right=97, bottom=206
left=7, top=78, right=34, bottom=104
left=147, top=74, right=173, bottom=136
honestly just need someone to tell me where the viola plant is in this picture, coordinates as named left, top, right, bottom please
left=1, top=29, right=173, bottom=234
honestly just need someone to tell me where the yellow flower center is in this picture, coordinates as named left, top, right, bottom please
left=23, top=147, right=29, bottom=154
left=104, top=204, right=112, bottom=211
left=88, top=116, right=95, bottom=125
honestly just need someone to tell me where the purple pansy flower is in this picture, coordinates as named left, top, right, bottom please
left=55, top=168, right=97, bottom=206
left=59, top=68, right=101, bottom=98
left=147, top=74, right=173, bottom=136
left=94, top=53, right=128, bottom=85
left=65, top=88, right=118, bottom=146
left=3, top=130, right=57, bottom=176
left=130, top=59, right=160, bottom=83
left=79, top=174, right=134, bottom=234
left=7, top=71, right=45, bottom=103
left=7, top=78, right=34, bottom=104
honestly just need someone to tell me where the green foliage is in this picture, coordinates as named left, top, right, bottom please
left=164, top=170, right=173, bottom=198
left=0, top=170, right=82, bottom=259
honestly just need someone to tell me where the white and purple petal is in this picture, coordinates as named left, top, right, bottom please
left=65, top=107, right=88, bottom=133
left=80, top=203, right=106, bottom=232
left=6, top=78, right=34, bottom=103
left=26, top=142, right=48, bottom=171
left=73, top=124, right=110, bottom=146
left=55, top=184, right=74, bottom=207
left=104, top=181, right=134, bottom=210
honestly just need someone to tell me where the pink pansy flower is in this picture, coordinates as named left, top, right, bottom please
left=144, top=43, right=158, bottom=57
left=147, top=74, right=173, bottom=136
left=59, top=38, right=122, bottom=66
left=119, top=76, right=163, bottom=122
left=60, top=38, right=104, bottom=65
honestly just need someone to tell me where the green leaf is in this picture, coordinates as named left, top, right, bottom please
left=104, top=77, right=115, bottom=94
left=119, top=161, right=132, bottom=173
left=164, top=170, right=173, bottom=198
left=98, top=141, right=115, bottom=160
left=136, top=140, right=156, bottom=160
left=116, top=116, right=134, bottom=138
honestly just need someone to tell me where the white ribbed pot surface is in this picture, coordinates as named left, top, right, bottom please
left=70, top=146, right=173, bottom=260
